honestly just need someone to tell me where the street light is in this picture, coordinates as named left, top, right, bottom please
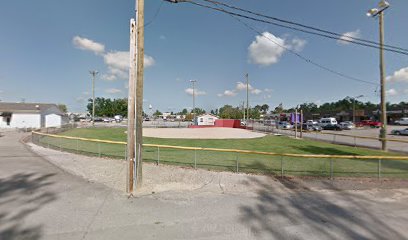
left=89, top=70, right=98, bottom=126
left=367, top=0, right=389, bottom=151
left=190, top=80, right=197, bottom=124
left=352, top=95, right=364, bottom=123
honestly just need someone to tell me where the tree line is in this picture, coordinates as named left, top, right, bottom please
left=86, top=97, right=408, bottom=119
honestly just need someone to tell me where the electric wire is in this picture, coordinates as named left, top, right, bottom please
left=165, top=0, right=380, bottom=86
left=177, top=0, right=408, bottom=56
left=201, top=0, right=408, bottom=53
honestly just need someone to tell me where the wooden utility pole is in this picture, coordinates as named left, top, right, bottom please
left=135, top=0, right=145, bottom=189
left=126, top=18, right=136, bottom=193
left=379, top=11, right=387, bottom=151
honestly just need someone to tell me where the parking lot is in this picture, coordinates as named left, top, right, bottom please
left=252, top=122, right=408, bottom=153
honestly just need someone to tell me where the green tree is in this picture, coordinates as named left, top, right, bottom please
left=153, top=110, right=162, bottom=116
left=57, top=104, right=68, bottom=113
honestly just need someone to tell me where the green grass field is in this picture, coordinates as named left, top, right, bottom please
left=35, top=127, right=408, bottom=178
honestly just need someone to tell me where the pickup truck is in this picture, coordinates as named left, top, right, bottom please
left=356, top=120, right=382, bottom=128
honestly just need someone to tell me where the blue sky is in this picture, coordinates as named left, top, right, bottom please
left=0, top=0, right=407, bottom=113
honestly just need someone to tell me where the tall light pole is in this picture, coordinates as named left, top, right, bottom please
left=245, top=73, right=249, bottom=123
left=367, top=0, right=389, bottom=151
left=89, top=70, right=98, bottom=126
left=352, top=95, right=364, bottom=123
left=190, top=80, right=197, bottom=124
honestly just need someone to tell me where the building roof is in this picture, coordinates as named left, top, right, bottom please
left=0, top=102, right=64, bottom=115
left=197, top=113, right=219, bottom=118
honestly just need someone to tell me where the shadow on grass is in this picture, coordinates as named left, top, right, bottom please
left=239, top=176, right=407, bottom=239
left=293, top=145, right=361, bottom=156
left=0, top=173, right=57, bottom=240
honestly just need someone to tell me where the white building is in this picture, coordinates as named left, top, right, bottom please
left=0, top=102, right=67, bottom=129
left=196, top=114, right=218, bottom=126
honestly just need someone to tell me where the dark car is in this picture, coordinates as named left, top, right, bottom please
left=322, top=124, right=342, bottom=131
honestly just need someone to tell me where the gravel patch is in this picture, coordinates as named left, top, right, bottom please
left=26, top=142, right=277, bottom=195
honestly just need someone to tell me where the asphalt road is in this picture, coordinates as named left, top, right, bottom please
left=1, top=131, right=408, bottom=239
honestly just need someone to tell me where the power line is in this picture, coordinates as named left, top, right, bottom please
left=167, top=0, right=408, bottom=56
left=165, top=0, right=380, bottom=86
left=145, top=0, right=165, bottom=28
left=201, top=0, right=408, bottom=53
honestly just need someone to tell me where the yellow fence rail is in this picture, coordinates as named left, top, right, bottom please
left=32, top=131, right=408, bottom=160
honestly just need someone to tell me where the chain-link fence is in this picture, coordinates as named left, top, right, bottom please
left=247, top=120, right=408, bottom=153
left=31, top=131, right=408, bottom=179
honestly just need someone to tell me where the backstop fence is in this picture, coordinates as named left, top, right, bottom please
left=31, top=131, right=408, bottom=179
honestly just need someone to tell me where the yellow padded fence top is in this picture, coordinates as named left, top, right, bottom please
left=32, top=131, right=408, bottom=160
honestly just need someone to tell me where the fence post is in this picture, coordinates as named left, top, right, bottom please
left=194, top=149, right=197, bottom=169
left=330, top=159, right=333, bottom=180
left=98, top=143, right=101, bottom=157
left=280, top=156, right=284, bottom=178
left=59, top=139, right=62, bottom=151
left=378, top=158, right=381, bottom=180
left=354, top=136, right=357, bottom=148
left=236, top=153, right=239, bottom=173
left=76, top=139, right=79, bottom=154
left=157, top=146, right=160, bottom=165
left=333, top=135, right=336, bottom=144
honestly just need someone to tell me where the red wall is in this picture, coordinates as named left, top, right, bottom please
left=214, top=119, right=242, bottom=128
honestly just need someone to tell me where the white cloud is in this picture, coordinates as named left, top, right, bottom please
left=218, top=90, right=238, bottom=97
left=105, top=88, right=122, bottom=94
left=73, top=36, right=155, bottom=81
left=337, top=30, right=361, bottom=45
left=386, top=67, right=408, bottom=83
left=159, top=35, right=166, bottom=40
left=251, top=89, right=262, bottom=95
left=248, top=32, right=306, bottom=66
left=386, top=88, right=398, bottom=96
left=185, top=88, right=206, bottom=96
left=102, top=51, right=155, bottom=81
left=264, top=88, right=273, bottom=93
left=236, top=81, right=252, bottom=91
left=72, top=36, right=105, bottom=55
left=290, top=38, right=307, bottom=52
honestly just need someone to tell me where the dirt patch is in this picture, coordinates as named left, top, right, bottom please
left=143, top=127, right=265, bottom=139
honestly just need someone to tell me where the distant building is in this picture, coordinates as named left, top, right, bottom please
left=0, top=102, right=67, bottom=129
left=196, top=114, right=218, bottom=126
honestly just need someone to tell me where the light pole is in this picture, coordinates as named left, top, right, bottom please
left=89, top=70, right=98, bottom=126
left=245, top=73, right=249, bottom=123
left=352, top=95, right=364, bottom=123
left=190, top=80, right=197, bottom=124
left=367, top=0, right=389, bottom=151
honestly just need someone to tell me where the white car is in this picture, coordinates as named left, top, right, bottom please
left=306, top=120, right=318, bottom=125
left=395, top=118, right=408, bottom=125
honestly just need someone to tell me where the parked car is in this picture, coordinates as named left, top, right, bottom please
left=304, top=123, right=322, bottom=131
left=114, top=115, right=123, bottom=123
left=395, top=118, right=408, bottom=125
left=319, top=117, right=338, bottom=127
left=277, top=121, right=292, bottom=129
left=103, top=118, right=112, bottom=123
left=339, top=122, right=355, bottom=130
left=356, top=120, right=381, bottom=128
left=306, top=120, right=318, bottom=125
left=322, top=124, right=342, bottom=131
left=391, top=128, right=408, bottom=136
left=263, top=119, right=276, bottom=126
